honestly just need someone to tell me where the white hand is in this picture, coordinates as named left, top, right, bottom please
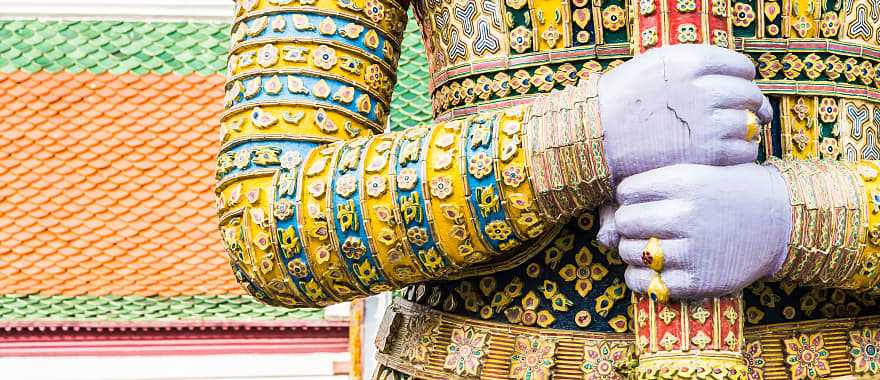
left=599, top=44, right=773, bottom=182
left=611, top=163, right=791, bottom=298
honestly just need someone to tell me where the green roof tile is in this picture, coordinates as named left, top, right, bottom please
left=0, top=295, right=324, bottom=323
left=389, top=13, right=432, bottom=131
left=0, top=19, right=228, bottom=76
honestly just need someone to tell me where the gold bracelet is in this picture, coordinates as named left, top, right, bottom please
left=766, top=159, right=802, bottom=282
left=767, top=159, right=870, bottom=289
left=844, top=161, right=880, bottom=291
left=526, top=75, right=609, bottom=222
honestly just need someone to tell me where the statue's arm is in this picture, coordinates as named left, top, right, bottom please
left=219, top=78, right=614, bottom=308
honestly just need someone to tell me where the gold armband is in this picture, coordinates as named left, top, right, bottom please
left=847, top=161, right=880, bottom=291
left=767, top=159, right=880, bottom=291
left=524, top=74, right=611, bottom=223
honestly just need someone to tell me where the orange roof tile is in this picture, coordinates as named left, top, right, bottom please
left=0, top=70, right=241, bottom=297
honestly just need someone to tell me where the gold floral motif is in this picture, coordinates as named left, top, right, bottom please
left=558, top=247, right=606, bottom=297
left=401, top=314, right=440, bottom=366
left=335, top=174, right=358, bottom=197
left=849, top=327, right=880, bottom=376
left=468, top=152, right=494, bottom=179
left=691, top=331, right=712, bottom=350
left=366, top=176, right=387, bottom=197
left=659, top=332, right=679, bottom=351
left=256, top=43, right=279, bottom=68
left=407, top=227, right=429, bottom=246
left=510, top=336, right=556, bottom=380
left=582, top=342, right=631, bottom=380
left=510, top=26, right=532, bottom=53
left=341, top=237, right=367, bottom=260
left=691, top=306, right=710, bottom=324
left=396, top=167, right=418, bottom=190
left=784, top=333, right=830, bottom=380
left=733, top=2, right=756, bottom=27
left=443, top=326, right=489, bottom=377
left=602, top=5, right=626, bottom=31
left=743, top=340, right=766, bottom=380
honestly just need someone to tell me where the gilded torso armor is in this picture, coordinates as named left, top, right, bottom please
left=217, top=0, right=880, bottom=378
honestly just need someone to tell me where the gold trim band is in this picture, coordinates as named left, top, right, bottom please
left=375, top=297, right=637, bottom=380
left=376, top=298, right=880, bottom=380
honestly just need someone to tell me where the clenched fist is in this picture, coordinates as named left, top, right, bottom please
left=598, top=164, right=791, bottom=299
left=599, top=44, right=772, bottom=182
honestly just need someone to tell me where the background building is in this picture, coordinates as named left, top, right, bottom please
left=0, top=1, right=431, bottom=379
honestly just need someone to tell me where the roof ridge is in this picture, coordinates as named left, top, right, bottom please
left=0, top=295, right=327, bottom=322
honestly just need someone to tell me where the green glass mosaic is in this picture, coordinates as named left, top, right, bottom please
left=0, top=20, right=229, bottom=75
left=0, top=295, right=323, bottom=322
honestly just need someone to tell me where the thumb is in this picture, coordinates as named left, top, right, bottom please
left=597, top=203, right=620, bottom=249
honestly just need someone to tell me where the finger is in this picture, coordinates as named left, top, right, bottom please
left=626, top=267, right=701, bottom=300
left=616, top=165, right=698, bottom=206
left=597, top=204, right=620, bottom=249
left=618, top=237, right=689, bottom=268
left=757, top=95, right=773, bottom=124
left=717, top=139, right=759, bottom=165
left=713, top=109, right=762, bottom=142
left=624, top=266, right=654, bottom=294
left=682, top=45, right=756, bottom=80
left=663, top=269, right=744, bottom=299
left=694, top=75, right=764, bottom=111
left=657, top=269, right=700, bottom=300
left=713, top=109, right=747, bottom=140
left=615, top=200, right=691, bottom=240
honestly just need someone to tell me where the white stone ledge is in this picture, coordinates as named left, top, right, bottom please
left=0, top=352, right=350, bottom=380
left=0, top=0, right=234, bottom=23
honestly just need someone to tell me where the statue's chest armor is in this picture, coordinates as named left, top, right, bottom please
left=410, top=0, right=634, bottom=119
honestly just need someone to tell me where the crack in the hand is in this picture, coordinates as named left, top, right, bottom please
left=660, top=54, right=692, bottom=137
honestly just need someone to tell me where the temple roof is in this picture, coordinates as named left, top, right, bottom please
left=0, top=70, right=234, bottom=297
left=0, top=17, right=430, bottom=324
left=0, top=20, right=228, bottom=75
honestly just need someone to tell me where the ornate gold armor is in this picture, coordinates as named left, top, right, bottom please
left=218, top=0, right=880, bottom=378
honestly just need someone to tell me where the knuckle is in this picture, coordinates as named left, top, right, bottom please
left=616, top=179, right=640, bottom=203
left=625, top=267, right=651, bottom=291
left=615, top=220, right=639, bottom=240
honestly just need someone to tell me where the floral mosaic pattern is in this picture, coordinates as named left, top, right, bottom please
left=509, top=336, right=556, bottom=380
left=850, top=327, right=880, bottom=376
left=581, top=342, right=630, bottom=380
left=784, top=333, right=831, bottom=380
left=444, top=326, right=490, bottom=377
left=401, top=314, right=441, bottom=366
left=743, top=340, right=766, bottom=380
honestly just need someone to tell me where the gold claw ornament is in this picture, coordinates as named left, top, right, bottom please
left=641, top=237, right=664, bottom=271
left=643, top=237, right=669, bottom=303
left=745, top=110, right=761, bottom=142
left=647, top=275, right=669, bottom=304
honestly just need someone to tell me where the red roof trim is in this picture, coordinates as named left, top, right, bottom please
left=0, top=320, right=348, bottom=332
left=0, top=321, right=349, bottom=357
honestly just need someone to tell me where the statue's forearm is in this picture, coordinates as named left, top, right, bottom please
left=219, top=78, right=613, bottom=308
left=767, top=159, right=880, bottom=291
